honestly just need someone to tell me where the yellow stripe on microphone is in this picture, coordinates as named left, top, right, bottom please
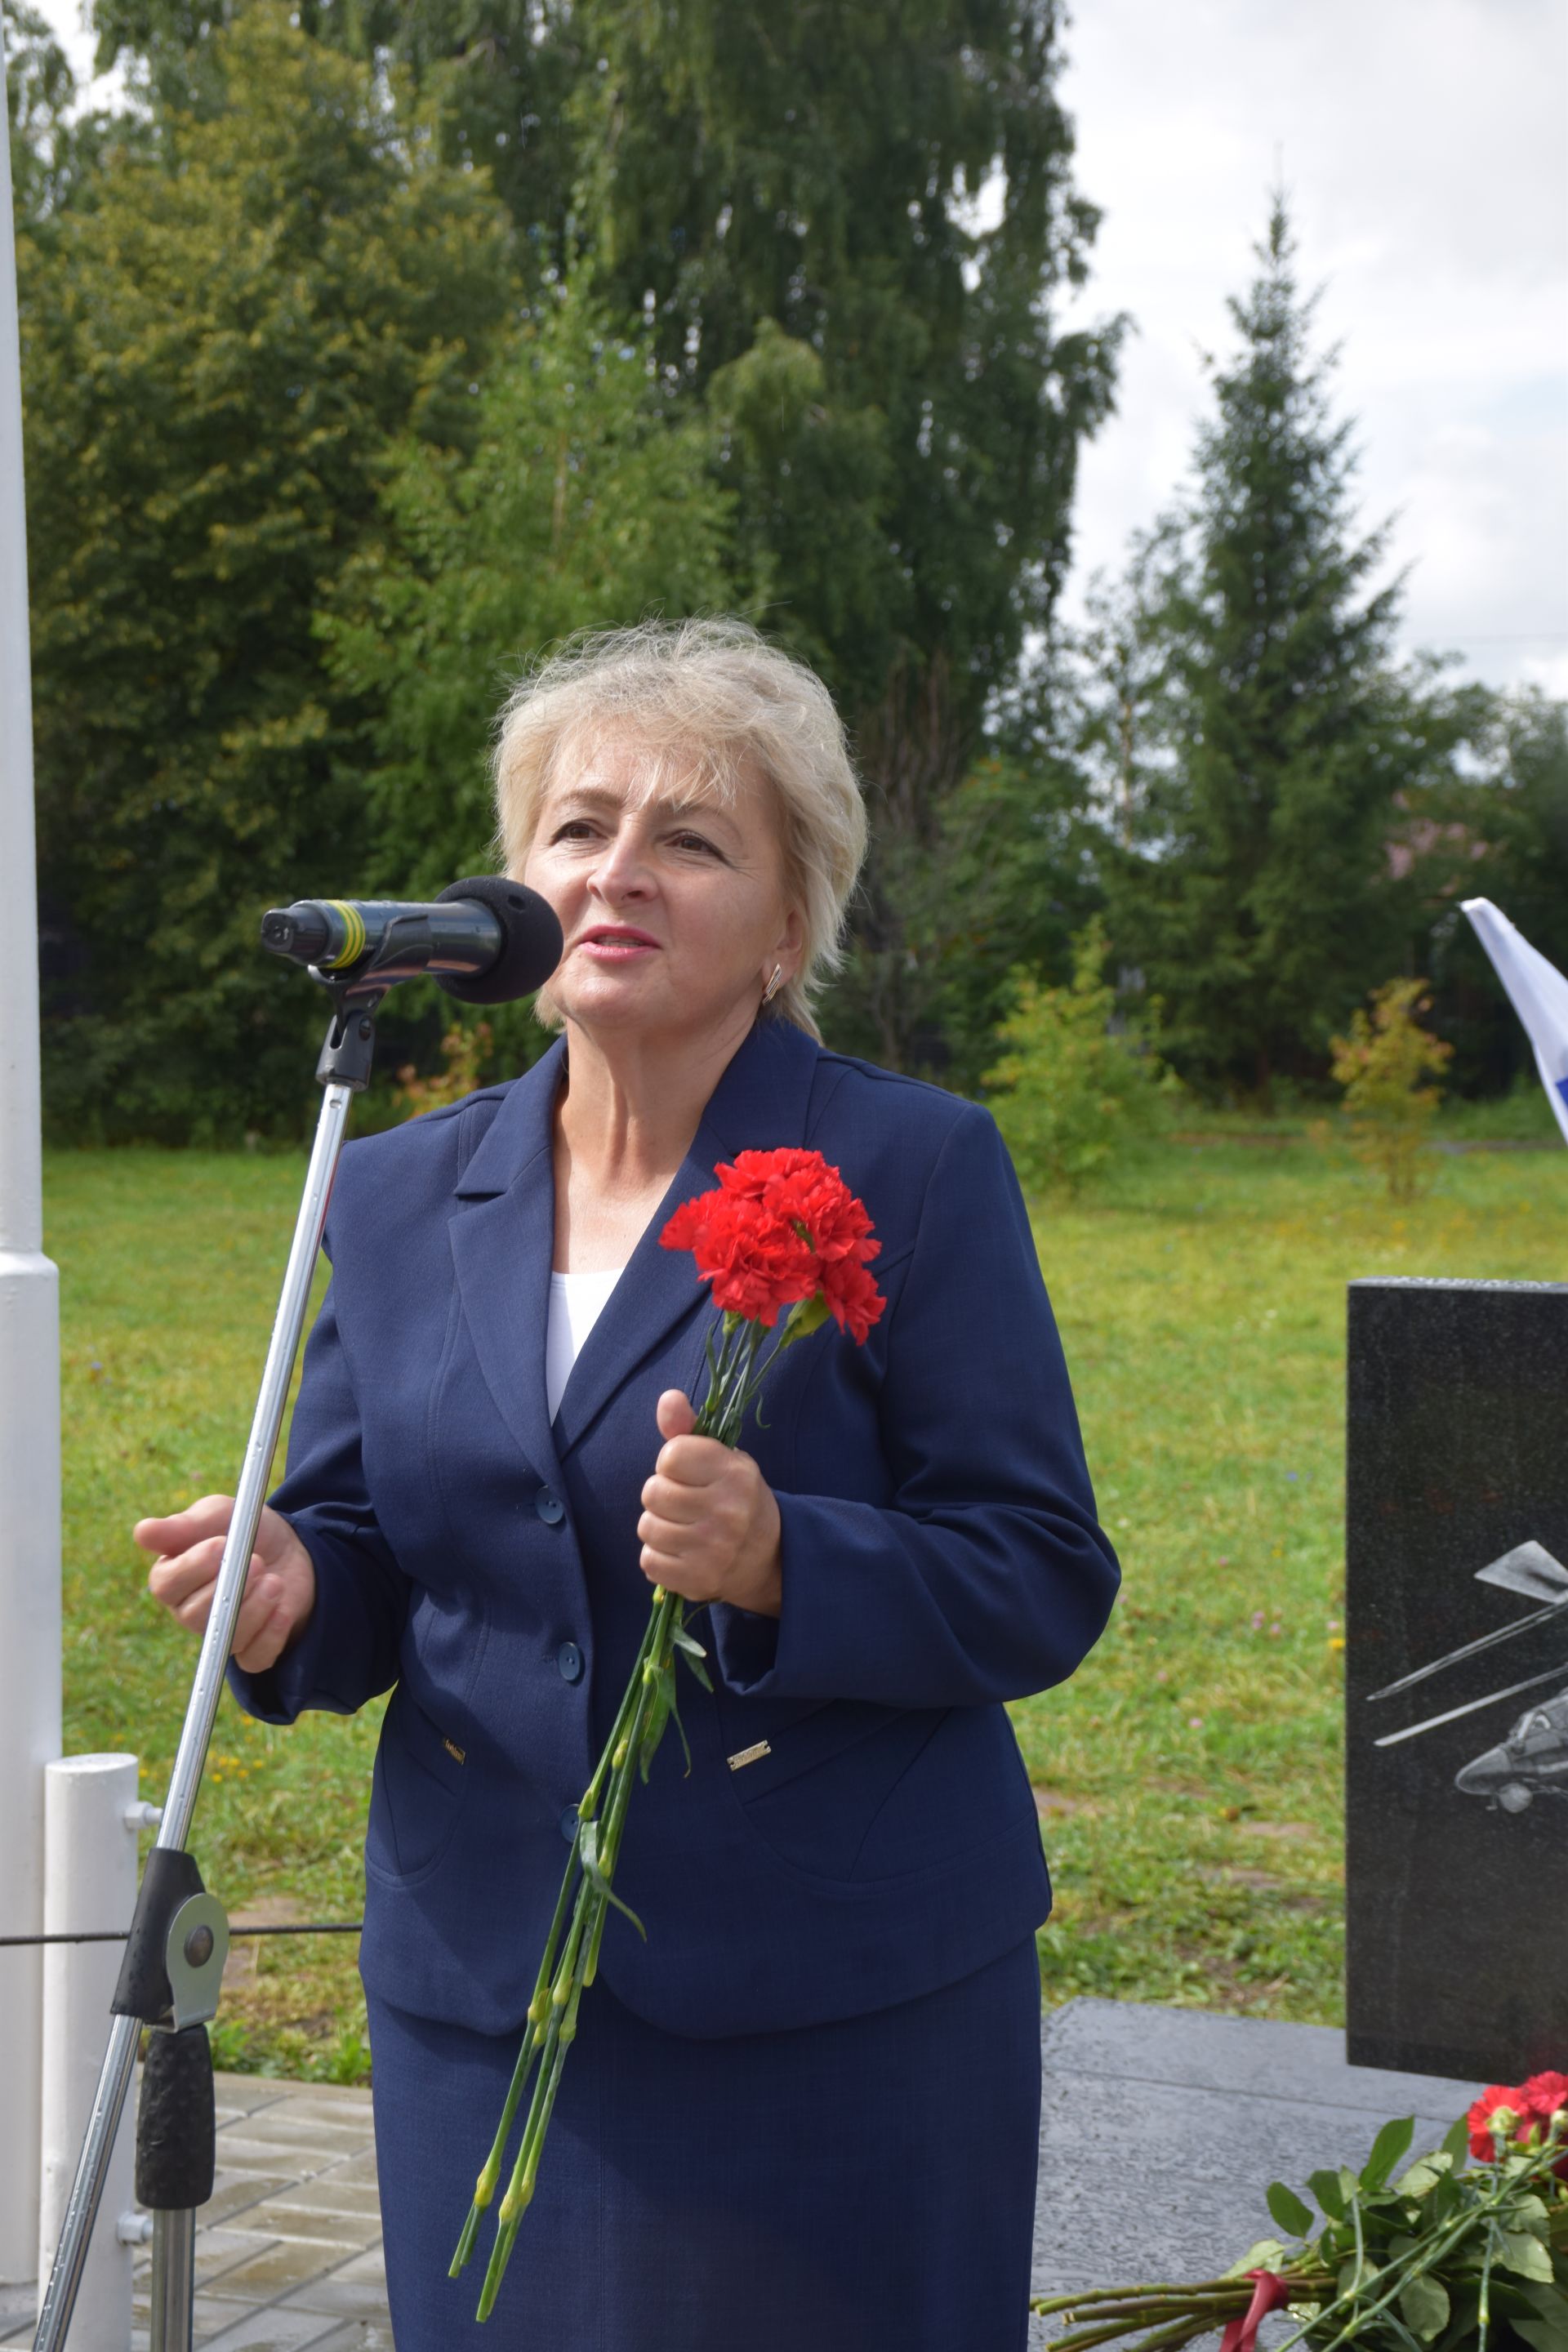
left=321, top=900, right=367, bottom=969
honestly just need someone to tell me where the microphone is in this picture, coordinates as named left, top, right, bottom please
left=260, top=876, right=562, bottom=1005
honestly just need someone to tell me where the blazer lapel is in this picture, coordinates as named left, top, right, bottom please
left=550, top=1019, right=822, bottom=1459
left=448, top=1040, right=567, bottom=1490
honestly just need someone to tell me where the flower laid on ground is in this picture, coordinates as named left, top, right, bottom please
left=449, top=1149, right=884, bottom=2320
left=1468, top=2073, right=1568, bottom=2169
left=1032, top=2073, right=1568, bottom=2350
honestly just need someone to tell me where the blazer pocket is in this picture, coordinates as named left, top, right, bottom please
left=366, top=1686, right=470, bottom=1885
left=719, top=1697, right=944, bottom=1881
left=717, top=1695, right=893, bottom=1795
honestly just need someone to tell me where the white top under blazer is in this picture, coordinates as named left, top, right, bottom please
left=544, top=1267, right=626, bottom=1422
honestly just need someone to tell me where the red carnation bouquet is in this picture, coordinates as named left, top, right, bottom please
left=451, top=1148, right=884, bottom=2319
left=1032, top=2070, right=1568, bottom=2350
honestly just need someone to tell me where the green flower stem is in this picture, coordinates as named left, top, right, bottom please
left=449, top=1796, right=593, bottom=2274
left=1032, top=2280, right=1280, bottom=2313
left=475, top=1906, right=590, bottom=2320
left=467, top=1588, right=677, bottom=2319
left=1477, top=2210, right=1498, bottom=2351
left=457, top=1294, right=782, bottom=2319
left=1054, top=2314, right=1220, bottom=2352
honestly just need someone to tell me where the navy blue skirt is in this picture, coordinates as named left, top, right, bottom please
left=368, top=1936, right=1042, bottom=2350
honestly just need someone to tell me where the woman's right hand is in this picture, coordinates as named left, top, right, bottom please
left=134, top=1496, right=317, bottom=1673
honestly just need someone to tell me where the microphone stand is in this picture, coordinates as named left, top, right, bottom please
left=34, top=947, right=400, bottom=2352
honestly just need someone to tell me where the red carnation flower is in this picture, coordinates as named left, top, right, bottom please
left=660, top=1189, right=819, bottom=1327
left=1468, top=2086, right=1527, bottom=2158
left=821, top=1253, right=885, bottom=1343
left=1521, top=2070, right=1568, bottom=2123
left=662, top=1147, right=884, bottom=1339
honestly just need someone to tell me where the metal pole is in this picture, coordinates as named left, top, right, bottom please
left=0, top=8, right=64, bottom=2292
left=33, top=1075, right=355, bottom=2352
left=146, top=2211, right=194, bottom=2352
left=38, top=1758, right=140, bottom=2348
left=157, top=1080, right=351, bottom=1852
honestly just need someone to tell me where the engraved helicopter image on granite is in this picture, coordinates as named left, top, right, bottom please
left=1367, top=1539, right=1568, bottom=1815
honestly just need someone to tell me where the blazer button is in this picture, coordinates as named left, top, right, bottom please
left=556, top=1641, right=584, bottom=1684
left=559, top=1804, right=580, bottom=1844
left=536, top=1488, right=566, bottom=1526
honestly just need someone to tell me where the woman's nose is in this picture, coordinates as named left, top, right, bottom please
left=589, top=827, right=655, bottom=902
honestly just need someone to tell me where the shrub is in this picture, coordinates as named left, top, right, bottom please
left=1330, top=978, right=1453, bottom=1198
left=983, top=919, right=1174, bottom=1196
left=392, top=1022, right=493, bottom=1120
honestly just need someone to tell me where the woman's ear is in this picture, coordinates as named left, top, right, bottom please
left=772, top=901, right=805, bottom=982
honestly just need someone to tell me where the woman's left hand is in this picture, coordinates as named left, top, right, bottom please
left=638, top=1390, right=783, bottom=1617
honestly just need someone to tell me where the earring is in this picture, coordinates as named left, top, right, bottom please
left=761, top=964, right=783, bottom=1005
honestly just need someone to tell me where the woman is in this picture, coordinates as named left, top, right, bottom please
left=136, top=618, right=1119, bottom=2351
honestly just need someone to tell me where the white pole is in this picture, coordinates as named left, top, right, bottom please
left=0, top=9, right=64, bottom=2292
left=38, top=1758, right=140, bottom=2345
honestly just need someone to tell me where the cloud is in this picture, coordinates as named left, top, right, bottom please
left=1055, top=0, right=1568, bottom=691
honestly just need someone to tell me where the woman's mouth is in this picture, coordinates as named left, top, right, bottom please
left=578, top=925, right=660, bottom=961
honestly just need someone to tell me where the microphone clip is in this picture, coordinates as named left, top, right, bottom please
left=314, top=911, right=434, bottom=1090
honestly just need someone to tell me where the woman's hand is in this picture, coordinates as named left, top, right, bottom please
left=134, top=1496, right=317, bottom=1673
left=638, top=1391, right=783, bottom=1617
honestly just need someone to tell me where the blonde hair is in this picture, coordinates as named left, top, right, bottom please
left=492, top=617, right=867, bottom=1040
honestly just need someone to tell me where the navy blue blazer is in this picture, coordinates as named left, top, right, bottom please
left=229, top=1017, right=1119, bottom=2040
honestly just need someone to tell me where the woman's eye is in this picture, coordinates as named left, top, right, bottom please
left=551, top=820, right=598, bottom=843
left=670, top=831, right=723, bottom=858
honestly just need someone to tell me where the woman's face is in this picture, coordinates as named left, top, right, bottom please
left=521, top=731, right=802, bottom=1044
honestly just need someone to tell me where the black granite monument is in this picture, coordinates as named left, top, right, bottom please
left=1347, top=1276, right=1568, bottom=2081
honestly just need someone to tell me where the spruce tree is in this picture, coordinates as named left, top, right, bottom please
left=1112, top=196, right=1408, bottom=1100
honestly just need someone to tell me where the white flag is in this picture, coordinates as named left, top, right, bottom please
left=1462, top=898, right=1568, bottom=1147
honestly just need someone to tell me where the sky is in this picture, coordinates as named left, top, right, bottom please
left=1053, top=0, right=1568, bottom=694
left=24, top=0, right=1568, bottom=697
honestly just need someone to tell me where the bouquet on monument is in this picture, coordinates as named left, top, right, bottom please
left=1032, top=2072, right=1568, bottom=2352
left=451, top=1147, right=884, bottom=2319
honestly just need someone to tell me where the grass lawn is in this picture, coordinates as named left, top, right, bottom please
left=44, top=1114, right=1568, bottom=2079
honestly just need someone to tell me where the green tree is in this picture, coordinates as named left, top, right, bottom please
left=1107, top=196, right=1414, bottom=1102
left=573, top=0, right=1120, bottom=1063
left=1412, top=688, right=1568, bottom=1096
left=984, top=915, right=1172, bottom=1196
left=321, top=276, right=735, bottom=901
left=23, top=7, right=519, bottom=1138
left=89, top=0, right=1123, bottom=1071
left=898, top=737, right=1104, bottom=1092
left=4, top=0, right=105, bottom=225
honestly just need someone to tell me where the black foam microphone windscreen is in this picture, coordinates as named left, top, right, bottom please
left=434, top=876, right=563, bottom=1005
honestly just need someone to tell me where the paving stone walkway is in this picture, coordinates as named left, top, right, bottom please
left=2, top=2072, right=389, bottom=2352
left=3, top=2003, right=1482, bottom=2349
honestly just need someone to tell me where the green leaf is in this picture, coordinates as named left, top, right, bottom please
left=1440, top=2117, right=1471, bottom=2166
left=1311, top=2168, right=1348, bottom=2221
left=1266, top=2182, right=1315, bottom=2239
left=1515, top=2323, right=1568, bottom=2352
left=1363, top=2117, right=1417, bottom=2190
left=1395, top=2152, right=1454, bottom=2198
left=637, top=1676, right=672, bottom=1784
left=667, top=1689, right=693, bottom=1778
left=1399, top=2273, right=1450, bottom=2341
left=577, top=1819, right=646, bottom=1940
left=1496, top=2230, right=1554, bottom=2283
left=1225, top=2239, right=1288, bottom=2276
left=1508, top=2283, right=1568, bottom=2352
left=672, top=1628, right=714, bottom=1691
